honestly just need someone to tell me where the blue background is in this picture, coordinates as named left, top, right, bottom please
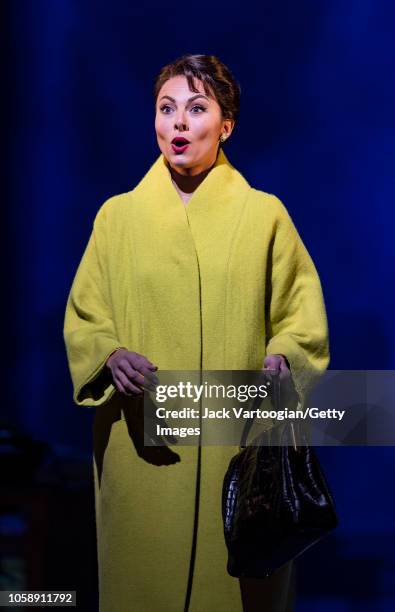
left=4, top=1, right=395, bottom=609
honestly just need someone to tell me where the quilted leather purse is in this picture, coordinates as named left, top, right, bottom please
left=222, top=374, right=338, bottom=578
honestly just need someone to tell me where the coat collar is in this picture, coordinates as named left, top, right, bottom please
left=132, top=148, right=251, bottom=214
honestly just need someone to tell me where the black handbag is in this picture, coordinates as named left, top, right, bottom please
left=222, top=375, right=339, bottom=579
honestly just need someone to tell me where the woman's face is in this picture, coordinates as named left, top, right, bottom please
left=155, top=75, right=233, bottom=176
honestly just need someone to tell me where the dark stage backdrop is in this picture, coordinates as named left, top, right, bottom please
left=4, top=1, right=395, bottom=609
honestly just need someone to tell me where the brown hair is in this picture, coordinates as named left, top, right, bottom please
left=153, top=54, right=241, bottom=132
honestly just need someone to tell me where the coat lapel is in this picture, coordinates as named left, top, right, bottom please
left=130, top=149, right=252, bottom=369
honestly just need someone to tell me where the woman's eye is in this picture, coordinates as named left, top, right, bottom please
left=190, top=105, right=206, bottom=113
left=159, top=104, right=206, bottom=114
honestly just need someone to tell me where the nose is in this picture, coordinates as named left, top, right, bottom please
left=174, top=109, right=188, bottom=132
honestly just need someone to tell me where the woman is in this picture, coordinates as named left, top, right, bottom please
left=64, top=54, right=329, bottom=612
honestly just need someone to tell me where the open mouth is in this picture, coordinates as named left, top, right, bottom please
left=172, top=137, right=190, bottom=146
left=171, top=137, right=190, bottom=153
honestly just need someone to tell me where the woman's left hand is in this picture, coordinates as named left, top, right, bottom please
left=263, top=353, right=299, bottom=406
left=263, top=353, right=291, bottom=381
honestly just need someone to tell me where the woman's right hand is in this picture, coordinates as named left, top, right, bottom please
left=106, top=349, right=158, bottom=396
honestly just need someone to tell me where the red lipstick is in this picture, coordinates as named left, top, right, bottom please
left=171, top=137, right=190, bottom=154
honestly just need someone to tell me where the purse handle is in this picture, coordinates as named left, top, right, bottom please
left=239, top=371, right=298, bottom=451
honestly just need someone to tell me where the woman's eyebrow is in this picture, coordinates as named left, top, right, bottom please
left=159, top=94, right=209, bottom=104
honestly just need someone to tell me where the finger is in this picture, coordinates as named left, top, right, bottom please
left=137, top=367, right=159, bottom=388
left=142, top=358, right=158, bottom=371
left=124, top=352, right=159, bottom=384
left=263, top=355, right=282, bottom=370
left=116, top=371, right=143, bottom=395
left=113, top=376, right=139, bottom=397
left=116, top=356, right=147, bottom=386
left=129, top=368, right=159, bottom=391
left=138, top=355, right=158, bottom=371
left=126, top=354, right=158, bottom=380
left=262, top=357, right=281, bottom=385
left=127, top=363, right=159, bottom=389
left=119, top=360, right=145, bottom=385
left=132, top=353, right=158, bottom=371
left=113, top=377, right=127, bottom=395
left=126, top=367, right=146, bottom=387
left=265, top=355, right=290, bottom=381
left=132, top=354, right=158, bottom=375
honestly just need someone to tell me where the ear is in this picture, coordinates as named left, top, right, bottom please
left=222, top=119, right=235, bottom=138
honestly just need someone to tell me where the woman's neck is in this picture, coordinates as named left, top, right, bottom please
left=168, top=154, right=218, bottom=204
left=171, top=178, right=193, bottom=204
left=170, top=165, right=212, bottom=194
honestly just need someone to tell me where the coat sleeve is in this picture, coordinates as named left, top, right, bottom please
left=63, top=204, right=124, bottom=407
left=265, top=196, right=330, bottom=409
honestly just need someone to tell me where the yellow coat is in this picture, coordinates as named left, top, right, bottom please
left=63, top=149, right=329, bottom=612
